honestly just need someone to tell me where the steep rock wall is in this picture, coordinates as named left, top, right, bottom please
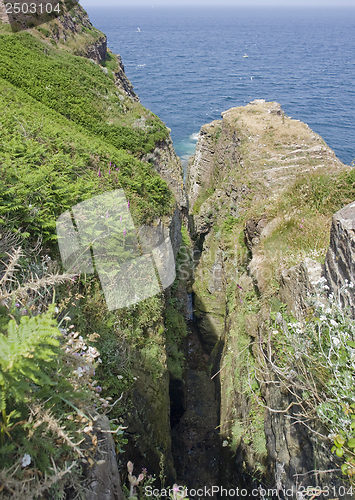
left=187, top=100, right=351, bottom=495
left=325, top=201, right=355, bottom=316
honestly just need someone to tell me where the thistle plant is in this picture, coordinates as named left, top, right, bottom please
left=0, top=247, right=105, bottom=498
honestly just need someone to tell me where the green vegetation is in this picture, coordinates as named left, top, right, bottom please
left=0, top=22, right=179, bottom=497
left=0, top=307, right=84, bottom=467
left=191, top=187, right=214, bottom=215
left=165, top=302, right=187, bottom=380
left=280, top=169, right=355, bottom=215
left=0, top=32, right=168, bottom=157
left=268, top=282, right=355, bottom=484
left=222, top=213, right=239, bottom=237
left=0, top=76, right=173, bottom=246
left=220, top=275, right=267, bottom=474
left=0, top=250, right=112, bottom=498
left=224, top=168, right=355, bottom=296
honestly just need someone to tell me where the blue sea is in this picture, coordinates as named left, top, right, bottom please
left=84, top=7, right=355, bottom=167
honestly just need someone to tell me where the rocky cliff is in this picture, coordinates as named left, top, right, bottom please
left=45, top=3, right=139, bottom=100
left=187, top=100, right=354, bottom=496
left=2, top=0, right=355, bottom=494
left=0, top=4, right=188, bottom=498
left=0, top=0, right=138, bottom=100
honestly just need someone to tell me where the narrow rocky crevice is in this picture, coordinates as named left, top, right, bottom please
left=169, top=293, right=221, bottom=493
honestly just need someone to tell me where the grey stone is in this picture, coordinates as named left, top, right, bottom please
left=324, top=200, right=355, bottom=317
left=84, top=416, right=125, bottom=500
left=279, top=258, right=323, bottom=320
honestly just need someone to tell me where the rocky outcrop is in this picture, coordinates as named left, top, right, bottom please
left=53, top=6, right=138, bottom=99
left=17, top=2, right=139, bottom=100
left=186, top=119, right=241, bottom=211
left=262, top=379, right=341, bottom=497
left=53, top=4, right=98, bottom=44
left=324, top=200, right=355, bottom=316
left=244, top=218, right=268, bottom=249
left=144, top=138, right=188, bottom=212
left=0, top=2, right=8, bottom=24
left=84, top=37, right=107, bottom=64
left=144, top=137, right=188, bottom=259
left=113, top=53, right=139, bottom=102
left=187, top=101, right=351, bottom=496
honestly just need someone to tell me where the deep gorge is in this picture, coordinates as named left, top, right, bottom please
left=1, top=4, right=355, bottom=500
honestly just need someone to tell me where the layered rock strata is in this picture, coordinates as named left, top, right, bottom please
left=187, top=100, right=351, bottom=496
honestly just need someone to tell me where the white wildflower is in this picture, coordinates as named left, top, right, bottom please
left=21, top=454, right=31, bottom=467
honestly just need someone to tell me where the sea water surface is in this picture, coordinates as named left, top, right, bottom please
left=84, top=7, right=355, bottom=167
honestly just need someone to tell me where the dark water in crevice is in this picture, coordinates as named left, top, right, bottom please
left=170, top=309, right=221, bottom=494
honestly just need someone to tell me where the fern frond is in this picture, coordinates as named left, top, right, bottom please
left=0, top=312, right=62, bottom=406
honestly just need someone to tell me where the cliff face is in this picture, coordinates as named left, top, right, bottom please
left=3, top=0, right=355, bottom=493
left=47, top=4, right=139, bottom=100
left=2, top=0, right=139, bottom=100
left=0, top=5, right=188, bottom=497
left=187, top=100, right=352, bottom=495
